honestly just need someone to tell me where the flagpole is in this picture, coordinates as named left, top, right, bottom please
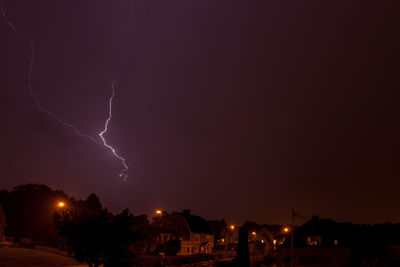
left=291, top=209, right=294, bottom=267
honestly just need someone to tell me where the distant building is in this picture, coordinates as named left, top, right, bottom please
left=277, top=215, right=400, bottom=266
left=208, top=219, right=227, bottom=251
left=248, top=226, right=275, bottom=255
left=160, top=210, right=214, bottom=255
left=276, top=216, right=352, bottom=266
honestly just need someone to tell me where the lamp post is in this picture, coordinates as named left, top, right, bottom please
left=155, top=210, right=163, bottom=223
left=229, top=225, right=235, bottom=248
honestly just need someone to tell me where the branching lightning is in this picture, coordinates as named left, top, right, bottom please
left=0, top=0, right=99, bottom=145
left=1, top=0, right=129, bottom=180
left=99, top=82, right=128, bottom=180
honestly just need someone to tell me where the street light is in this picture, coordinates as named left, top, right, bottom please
left=230, top=225, right=235, bottom=230
left=252, top=231, right=256, bottom=236
left=284, top=227, right=290, bottom=233
left=155, top=210, right=163, bottom=225
left=57, top=201, right=65, bottom=208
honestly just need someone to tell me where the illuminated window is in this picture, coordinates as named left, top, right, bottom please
left=334, top=239, right=339, bottom=245
left=306, top=236, right=321, bottom=246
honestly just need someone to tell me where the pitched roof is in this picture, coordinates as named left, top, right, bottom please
left=178, top=212, right=213, bottom=235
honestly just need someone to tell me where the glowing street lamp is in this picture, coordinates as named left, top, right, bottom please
left=230, top=225, right=235, bottom=230
left=284, top=227, right=290, bottom=233
left=57, top=201, right=65, bottom=208
left=252, top=232, right=256, bottom=236
left=155, top=210, right=163, bottom=224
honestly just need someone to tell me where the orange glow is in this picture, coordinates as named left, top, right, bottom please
left=156, top=210, right=162, bottom=215
left=230, top=225, right=235, bottom=230
left=58, top=201, right=65, bottom=208
left=284, top=227, right=289, bottom=232
left=252, top=231, right=256, bottom=235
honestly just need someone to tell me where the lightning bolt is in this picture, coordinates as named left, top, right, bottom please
left=0, top=0, right=99, bottom=145
left=1, top=0, right=129, bottom=180
left=99, top=82, right=128, bottom=180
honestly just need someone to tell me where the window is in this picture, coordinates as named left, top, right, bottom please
left=187, top=247, right=190, bottom=253
left=306, top=236, right=321, bottom=246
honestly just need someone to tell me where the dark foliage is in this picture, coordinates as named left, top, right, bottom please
left=0, top=184, right=68, bottom=245
left=282, top=216, right=400, bottom=266
left=209, top=219, right=228, bottom=237
left=153, top=239, right=181, bottom=256
left=0, top=184, right=104, bottom=247
left=54, top=207, right=137, bottom=267
left=232, top=227, right=250, bottom=267
left=242, top=221, right=260, bottom=233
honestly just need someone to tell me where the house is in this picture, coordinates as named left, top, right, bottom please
left=248, top=226, right=275, bottom=255
left=208, top=219, right=227, bottom=251
left=160, top=210, right=214, bottom=255
left=276, top=216, right=352, bottom=266
left=277, top=215, right=400, bottom=266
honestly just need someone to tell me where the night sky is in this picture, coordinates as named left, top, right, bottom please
left=1, top=1, right=400, bottom=225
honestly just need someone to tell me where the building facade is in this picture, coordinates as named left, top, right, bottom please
left=160, top=210, right=214, bottom=255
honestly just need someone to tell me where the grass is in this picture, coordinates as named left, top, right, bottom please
left=0, top=248, right=80, bottom=267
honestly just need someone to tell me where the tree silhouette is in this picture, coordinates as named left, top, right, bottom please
left=54, top=207, right=137, bottom=267
left=0, top=184, right=69, bottom=246
left=232, top=227, right=250, bottom=267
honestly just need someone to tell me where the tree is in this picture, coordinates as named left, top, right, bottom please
left=0, top=184, right=69, bottom=246
left=242, top=221, right=260, bottom=233
left=153, top=239, right=181, bottom=256
left=232, top=227, right=250, bottom=267
left=54, top=207, right=137, bottom=267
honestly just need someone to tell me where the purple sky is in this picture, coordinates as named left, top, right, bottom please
left=1, top=1, right=400, bottom=225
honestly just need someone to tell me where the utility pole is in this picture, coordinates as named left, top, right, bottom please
left=291, top=209, right=294, bottom=267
